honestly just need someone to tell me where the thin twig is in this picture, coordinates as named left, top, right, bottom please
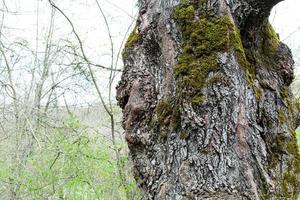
left=48, top=0, right=121, bottom=72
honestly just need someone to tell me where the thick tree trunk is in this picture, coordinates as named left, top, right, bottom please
left=117, top=0, right=300, bottom=199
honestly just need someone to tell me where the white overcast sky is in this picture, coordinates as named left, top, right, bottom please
left=271, top=0, right=300, bottom=51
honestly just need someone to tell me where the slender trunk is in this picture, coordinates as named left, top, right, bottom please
left=117, top=0, right=300, bottom=199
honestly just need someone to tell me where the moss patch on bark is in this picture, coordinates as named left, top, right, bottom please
left=281, top=130, right=300, bottom=199
left=154, top=99, right=182, bottom=140
left=122, top=26, right=141, bottom=59
left=175, top=5, right=246, bottom=105
left=173, top=1, right=264, bottom=106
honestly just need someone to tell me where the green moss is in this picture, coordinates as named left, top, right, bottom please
left=125, top=27, right=139, bottom=49
left=280, top=86, right=289, bottom=99
left=278, top=87, right=300, bottom=125
left=269, top=130, right=300, bottom=199
left=296, top=99, right=300, bottom=112
left=159, top=130, right=168, bottom=142
left=174, top=5, right=195, bottom=33
left=173, top=3, right=280, bottom=107
left=287, top=143, right=300, bottom=166
left=180, top=131, right=189, bottom=140
left=122, top=26, right=140, bottom=59
left=156, top=100, right=173, bottom=125
left=281, top=131, right=300, bottom=199
left=277, top=109, right=287, bottom=124
left=191, top=95, right=206, bottom=106
left=261, top=22, right=280, bottom=57
left=174, top=4, right=249, bottom=106
left=183, top=193, right=195, bottom=200
left=171, top=105, right=182, bottom=131
left=173, top=2, right=264, bottom=105
left=232, top=28, right=256, bottom=75
left=246, top=70, right=263, bottom=101
left=282, top=171, right=300, bottom=200
left=232, top=27, right=264, bottom=100
left=288, top=130, right=300, bottom=173
left=155, top=99, right=182, bottom=140
left=269, top=134, right=286, bottom=169
left=248, top=21, right=280, bottom=69
left=259, top=80, right=274, bottom=90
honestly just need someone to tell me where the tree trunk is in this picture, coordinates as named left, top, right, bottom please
left=117, top=0, right=300, bottom=199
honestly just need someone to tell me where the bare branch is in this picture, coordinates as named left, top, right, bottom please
left=48, top=0, right=122, bottom=72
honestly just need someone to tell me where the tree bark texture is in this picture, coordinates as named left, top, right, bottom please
left=117, top=0, right=300, bottom=199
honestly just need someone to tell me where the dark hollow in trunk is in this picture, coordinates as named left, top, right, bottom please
left=117, top=0, right=300, bottom=199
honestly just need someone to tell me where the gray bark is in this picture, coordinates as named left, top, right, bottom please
left=117, top=0, right=300, bottom=199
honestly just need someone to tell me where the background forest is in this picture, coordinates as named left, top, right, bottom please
left=0, top=0, right=299, bottom=199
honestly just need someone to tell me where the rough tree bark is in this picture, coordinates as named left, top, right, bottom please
left=117, top=0, right=300, bottom=199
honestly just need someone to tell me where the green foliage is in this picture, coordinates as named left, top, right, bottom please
left=63, top=112, right=81, bottom=129
left=0, top=114, right=140, bottom=199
